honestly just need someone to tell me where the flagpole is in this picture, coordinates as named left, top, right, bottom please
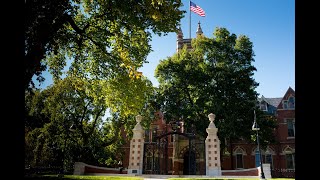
left=189, top=0, right=191, bottom=39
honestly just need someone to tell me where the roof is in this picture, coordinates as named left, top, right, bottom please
left=265, top=98, right=282, bottom=108
left=258, top=96, right=282, bottom=108
left=277, top=87, right=295, bottom=109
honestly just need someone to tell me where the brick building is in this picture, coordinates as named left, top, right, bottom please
left=219, top=87, right=295, bottom=178
left=119, top=24, right=295, bottom=178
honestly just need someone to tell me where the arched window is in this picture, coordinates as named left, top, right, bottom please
left=283, top=147, right=295, bottom=169
left=264, top=148, right=273, bottom=168
left=234, top=147, right=245, bottom=169
left=252, top=147, right=274, bottom=168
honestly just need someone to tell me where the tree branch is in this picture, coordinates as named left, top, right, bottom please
left=182, top=84, right=202, bottom=118
left=78, top=102, right=90, bottom=142
left=65, top=14, right=113, bottom=57
left=88, top=106, right=105, bottom=136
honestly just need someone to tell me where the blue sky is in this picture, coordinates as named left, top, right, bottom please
left=34, top=0, right=295, bottom=98
left=140, top=0, right=295, bottom=98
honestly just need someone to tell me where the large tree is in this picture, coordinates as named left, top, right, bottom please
left=25, top=0, right=185, bottom=90
left=25, top=74, right=154, bottom=171
left=25, top=0, right=186, bottom=173
left=155, top=27, right=277, bottom=156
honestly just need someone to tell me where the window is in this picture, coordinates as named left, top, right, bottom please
left=283, top=100, right=288, bottom=109
left=288, top=96, right=295, bottom=109
left=287, top=119, right=295, bottom=137
left=264, top=154, right=273, bottom=169
left=235, top=148, right=244, bottom=169
left=254, top=148, right=273, bottom=168
left=260, top=101, right=268, bottom=111
left=283, top=147, right=295, bottom=169
left=236, top=154, right=244, bottom=169
left=286, top=153, right=295, bottom=169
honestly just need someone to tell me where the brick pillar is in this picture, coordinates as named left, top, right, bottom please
left=205, top=113, right=221, bottom=176
left=128, top=115, right=145, bottom=174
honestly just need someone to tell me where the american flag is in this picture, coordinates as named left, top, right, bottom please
left=190, top=1, right=205, bottom=17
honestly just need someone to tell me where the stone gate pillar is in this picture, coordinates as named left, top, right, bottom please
left=128, top=115, right=144, bottom=174
left=205, top=113, right=221, bottom=176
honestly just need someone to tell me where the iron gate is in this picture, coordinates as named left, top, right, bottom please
left=142, top=124, right=206, bottom=175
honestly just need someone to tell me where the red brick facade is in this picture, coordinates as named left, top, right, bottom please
left=220, top=87, right=295, bottom=178
left=118, top=87, right=295, bottom=178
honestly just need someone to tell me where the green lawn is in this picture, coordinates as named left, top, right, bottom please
left=24, top=175, right=294, bottom=180
left=24, top=175, right=143, bottom=180
left=168, top=178, right=294, bottom=180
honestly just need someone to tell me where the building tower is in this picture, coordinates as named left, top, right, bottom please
left=196, top=21, right=203, bottom=36
left=176, top=21, right=205, bottom=53
left=176, top=26, right=184, bottom=53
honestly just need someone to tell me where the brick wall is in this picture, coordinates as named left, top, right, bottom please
left=73, top=162, right=127, bottom=175
left=222, top=168, right=258, bottom=176
left=85, top=166, right=127, bottom=174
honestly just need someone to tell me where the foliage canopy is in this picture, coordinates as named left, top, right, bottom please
left=25, top=0, right=185, bottom=90
left=155, top=27, right=277, bottom=151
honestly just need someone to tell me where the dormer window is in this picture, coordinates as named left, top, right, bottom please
left=288, top=96, right=295, bottom=109
left=282, top=100, right=288, bottom=109
left=260, top=101, right=267, bottom=111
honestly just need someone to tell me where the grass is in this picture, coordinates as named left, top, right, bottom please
left=168, top=178, right=294, bottom=180
left=24, top=175, right=295, bottom=180
left=24, top=175, right=143, bottom=180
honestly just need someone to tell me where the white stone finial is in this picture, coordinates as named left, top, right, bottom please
left=207, top=113, right=216, bottom=129
left=136, top=115, right=142, bottom=123
left=208, top=113, right=215, bottom=123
